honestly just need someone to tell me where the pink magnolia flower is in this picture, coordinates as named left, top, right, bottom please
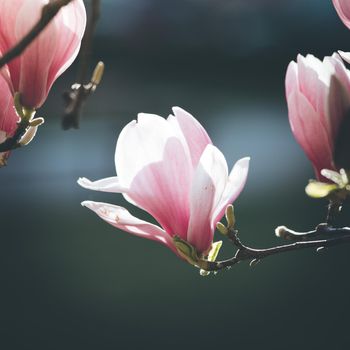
left=78, top=107, right=249, bottom=260
left=285, top=53, right=350, bottom=181
left=0, top=0, right=86, bottom=109
left=333, top=0, right=350, bottom=29
left=0, top=72, right=19, bottom=165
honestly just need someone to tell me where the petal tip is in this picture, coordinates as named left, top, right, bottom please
left=81, top=200, right=90, bottom=208
left=171, top=106, right=185, bottom=114
left=239, top=156, right=251, bottom=167
left=77, top=177, right=91, bottom=188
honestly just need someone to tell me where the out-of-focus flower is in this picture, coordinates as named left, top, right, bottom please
left=0, top=72, right=19, bottom=165
left=78, top=107, right=249, bottom=267
left=285, top=53, right=350, bottom=181
left=333, top=0, right=350, bottom=30
left=0, top=0, right=86, bottom=109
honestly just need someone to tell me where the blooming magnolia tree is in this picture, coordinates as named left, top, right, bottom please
left=1, top=0, right=350, bottom=275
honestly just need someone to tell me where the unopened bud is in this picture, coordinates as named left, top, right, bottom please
left=275, top=225, right=288, bottom=238
left=91, top=61, right=104, bottom=86
left=216, top=222, right=228, bottom=235
left=225, top=205, right=235, bottom=228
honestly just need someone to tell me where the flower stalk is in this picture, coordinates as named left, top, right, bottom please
left=199, top=206, right=350, bottom=274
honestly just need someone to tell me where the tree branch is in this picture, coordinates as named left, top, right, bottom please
left=62, top=0, right=102, bottom=130
left=205, top=225, right=350, bottom=272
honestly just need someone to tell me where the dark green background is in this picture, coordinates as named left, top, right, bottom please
left=1, top=0, right=350, bottom=348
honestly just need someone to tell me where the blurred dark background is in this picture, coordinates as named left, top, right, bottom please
left=1, top=0, right=350, bottom=349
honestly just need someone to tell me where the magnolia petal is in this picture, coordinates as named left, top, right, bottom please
left=168, top=107, right=212, bottom=167
left=115, top=113, right=193, bottom=237
left=333, top=0, right=350, bottom=29
left=128, top=137, right=192, bottom=239
left=77, top=176, right=128, bottom=193
left=327, top=74, right=350, bottom=149
left=339, top=50, right=350, bottom=64
left=0, top=0, right=86, bottom=108
left=81, top=201, right=176, bottom=252
left=0, top=74, right=18, bottom=165
left=115, top=114, right=189, bottom=187
left=46, top=0, right=86, bottom=96
left=285, top=61, right=298, bottom=97
left=187, top=144, right=228, bottom=254
left=0, top=75, right=18, bottom=136
left=295, top=55, right=332, bottom=136
left=14, top=0, right=57, bottom=108
left=212, top=157, right=250, bottom=228
left=0, top=0, right=25, bottom=90
left=287, top=87, right=335, bottom=180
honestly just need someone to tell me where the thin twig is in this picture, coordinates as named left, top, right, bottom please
left=0, top=0, right=74, bottom=69
left=205, top=226, right=350, bottom=272
left=62, top=0, right=102, bottom=130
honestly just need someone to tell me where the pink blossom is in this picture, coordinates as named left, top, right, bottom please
left=285, top=53, right=350, bottom=181
left=0, top=71, right=19, bottom=165
left=333, top=0, right=350, bottom=29
left=78, top=107, right=249, bottom=259
left=0, top=0, right=86, bottom=109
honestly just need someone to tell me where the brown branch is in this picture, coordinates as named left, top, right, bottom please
left=0, top=0, right=74, bottom=70
left=205, top=225, right=350, bottom=272
left=62, top=0, right=102, bottom=130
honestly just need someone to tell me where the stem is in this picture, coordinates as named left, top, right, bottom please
left=205, top=226, right=350, bottom=272
left=326, top=200, right=342, bottom=226
left=62, top=0, right=101, bottom=129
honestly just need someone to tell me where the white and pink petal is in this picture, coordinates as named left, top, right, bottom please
left=127, top=137, right=192, bottom=239
left=81, top=201, right=176, bottom=253
left=186, top=144, right=228, bottom=254
left=78, top=176, right=127, bottom=193
left=333, top=0, right=350, bottom=29
left=212, top=157, right=250, bottom=228
left=168, top=107, right=212, bottom=168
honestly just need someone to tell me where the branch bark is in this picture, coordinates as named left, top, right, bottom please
left=62, top=0, right=102, bottom=130
left=205, top=225, right=350, bottom=272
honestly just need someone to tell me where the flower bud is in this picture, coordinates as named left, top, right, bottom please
left=285, top=53, right=350, bottom=181
left=216, top=222, right=228, bottom=235
left=225, top=204, right=235, bottom=228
